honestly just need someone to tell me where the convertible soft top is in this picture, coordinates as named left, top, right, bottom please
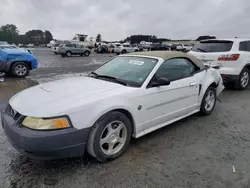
left=127, top=51, right=205, bottom=70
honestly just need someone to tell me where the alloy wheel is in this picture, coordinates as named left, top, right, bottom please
left=100, top=120, right=127, bottom=156
left=241, top=71, right=249, bottom=88
left=15, top=64, right=27, bottom=76
left=205, top=90, right=215, bottom=112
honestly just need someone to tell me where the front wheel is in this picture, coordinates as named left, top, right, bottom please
left=66, top=51, right=72, bottom=57
left=84, top=51, right=90, bottom=56
left=87, top=111, right=132, bottom=162
left=11, top=62, right=30, bottom=78
left=199, top=87, right=216, bottom=116
left=235, top=68, right=249, bottom=90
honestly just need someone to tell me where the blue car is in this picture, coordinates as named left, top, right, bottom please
left=0, top=48, right=38, bottom=77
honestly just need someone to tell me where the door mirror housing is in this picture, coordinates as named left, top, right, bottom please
left=149, top=77, right=170, bottom=88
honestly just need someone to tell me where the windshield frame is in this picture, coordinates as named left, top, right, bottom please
left=89, top=56, right=159, bottom=88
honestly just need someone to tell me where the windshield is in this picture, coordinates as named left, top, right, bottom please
left=192, top=40, right=233, bottom=52
left=92, top=56, right=158, bottom=87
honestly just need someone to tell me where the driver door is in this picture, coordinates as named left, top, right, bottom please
left=136, top=58, right=200, bottom=134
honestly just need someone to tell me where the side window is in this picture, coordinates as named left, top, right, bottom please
left=247, top=42, right=250, bottom=51
left=239, top=41, right=250, bottom=51
left=155, top=58, right=196, bottom=81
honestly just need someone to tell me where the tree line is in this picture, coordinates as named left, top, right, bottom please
left=0, top=24, right=53, bottom=45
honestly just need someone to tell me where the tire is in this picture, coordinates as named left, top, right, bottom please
left=199, top=86, right=216, bottom=116
left=116, top=53, right=120, bottom=55
left=11, top=62, right=30, bottom=78
left=66, top=51, right=72, bottom=57
left=54, top=52, right=58, bottom=54
left=121, top=50, right=127, bottom=54
left=87, top=111, right=132, bottom=162
left=84, top=51, right=90, bottom=56
left=235, top=68, right=249, bottom=90
left=135, top=49, right=139, bottom=52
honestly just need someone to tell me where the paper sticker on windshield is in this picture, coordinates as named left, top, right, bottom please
left=129, top=60, right=144, bottom=65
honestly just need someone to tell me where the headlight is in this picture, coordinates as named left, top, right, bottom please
left=22, top=117, right=71, bottom=130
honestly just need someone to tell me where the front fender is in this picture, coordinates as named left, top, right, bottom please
left=68, top=98, right=137, bottom=130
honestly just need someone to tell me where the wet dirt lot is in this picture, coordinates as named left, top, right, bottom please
left=1, top=49, right=250, bottom=188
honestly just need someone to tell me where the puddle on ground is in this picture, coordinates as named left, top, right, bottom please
left=0, top=78, right=39, bottom=102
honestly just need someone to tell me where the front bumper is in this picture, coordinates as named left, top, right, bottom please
left=1, top=109, right=91, bottom=160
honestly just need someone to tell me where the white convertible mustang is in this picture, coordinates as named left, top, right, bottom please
left=1, top=51, right=224, bottom=162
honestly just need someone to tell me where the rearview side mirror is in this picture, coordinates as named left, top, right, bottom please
left=149, top=77, right=170, bottom=88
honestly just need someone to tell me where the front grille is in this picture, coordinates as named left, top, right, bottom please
left=5, top=104, right=22, bottom=120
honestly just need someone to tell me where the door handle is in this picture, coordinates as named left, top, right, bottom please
left=189, top=82, right=197, bottom=86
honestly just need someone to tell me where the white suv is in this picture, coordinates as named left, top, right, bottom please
left=188, top=38, right=250, bottom=89
left=114, top=44, right=139, bottom=55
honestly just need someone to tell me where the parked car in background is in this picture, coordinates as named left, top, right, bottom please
left=57, top=43, right=91, bottom=57
left=0, top=48, right=38, bottom=77
left=176, top=44, right=193, bottom=52
left=171, top=44, right=178, bottom=51
left=150, top=43, right=169, bottom=51
left=114, top=44, right=139, bottom=54
left=188, top=38, right=250, bottom=89
left=1, top=51, right=224, bottom=162
left=96, top=44, right=109, bottom=53
left=51, top=44, right=61, bottom=54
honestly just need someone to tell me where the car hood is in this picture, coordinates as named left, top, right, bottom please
left=9, top=77, right=130, bottom=117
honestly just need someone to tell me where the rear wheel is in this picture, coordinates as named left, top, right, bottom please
left=235, top=68, right=249, bottom=90
left=87, top=111, right=132, bottom=162
left=11, top=62, right=30, bottom=78
left=199, top=87, right=216, bottom=116
left=121, top=50, right=127, bottom=54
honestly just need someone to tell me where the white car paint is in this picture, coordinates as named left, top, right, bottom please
left=176, top=44, right=192, bottom=51
left=9, top=55, right=224, bottom=138
left=188, top=38, right=250, bottom=76
left=114, top=44, right=139, bottom=54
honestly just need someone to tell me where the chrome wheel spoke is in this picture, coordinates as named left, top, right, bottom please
left=107, top=142, right=115, bottom=154
left=100, top=120, right=127, bottom=156
left=117, top=137, right=125, bottom=144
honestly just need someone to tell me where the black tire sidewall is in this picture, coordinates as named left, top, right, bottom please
left=66, top=51, right=71, bottom=57
left=84, top=51, right=90, bottom=56
left=121, top=50, right=126, bottom=54
left=89, top=111, right=132, bottom=162
left=200, top=87, right=216, bottom=115
left=11, top=62, right=29, bottom=77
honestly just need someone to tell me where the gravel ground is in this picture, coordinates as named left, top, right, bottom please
left=1, top=49, right=250, bottom=188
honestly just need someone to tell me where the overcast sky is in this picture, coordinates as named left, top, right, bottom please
left=0, top=0, right=249, bottom=41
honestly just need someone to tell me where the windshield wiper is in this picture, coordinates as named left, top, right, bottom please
left=196, top=48, right=207, bottom=52
left=89, top=72, right=127, bottom=86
